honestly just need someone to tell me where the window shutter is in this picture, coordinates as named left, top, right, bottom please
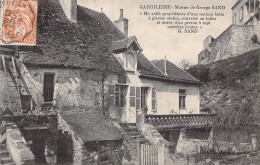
left=152, top=88, right=156, bottom=111
left=109, top=85, right=115, bottom=106
left=136, top=87, right=141, bottom=110
left=115, top=85, right=120, bottom=106
left=130, top=86, right=135, bottom=107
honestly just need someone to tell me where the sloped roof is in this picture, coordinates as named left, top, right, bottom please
left=137, top=53, right=167, bottom=78
left=60, top=111, right=122, bottom=142
left=15, top=0, right=189, bottom=82
left=111, top=36, right=142, bottom=53
left=152, top=59, right=201, bottom=84
left=19, top=0, right=125, bottom=73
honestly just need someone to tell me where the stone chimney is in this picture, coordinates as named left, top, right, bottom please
left=114, top=9, right=129, bottom=37
left=59, top=0, right=77, bottom=22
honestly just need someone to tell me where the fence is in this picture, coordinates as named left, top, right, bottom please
left=145, top=114, right=217, bottom=129
left=141, top=143, right=158, bottom=165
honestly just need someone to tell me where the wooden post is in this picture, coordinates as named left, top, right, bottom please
left=136, top=139, right=141, bottom=165
left=97, top=145, right=100, bottom=165
left=250, top=134, right=257, bottom=151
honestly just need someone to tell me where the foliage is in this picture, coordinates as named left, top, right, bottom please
left=194, top=50, right=260, bottom=134
left=178, top=59, right=192, bottom=70
left=187, top=65, right=210, bottom=82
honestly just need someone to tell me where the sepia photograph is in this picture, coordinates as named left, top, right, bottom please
left=0, top=0, right=259, bottom=164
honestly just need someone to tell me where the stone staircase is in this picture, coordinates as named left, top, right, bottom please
left=120, top=123, right=149, bottom=144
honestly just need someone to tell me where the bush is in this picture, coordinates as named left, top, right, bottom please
left=187, top=65, right=210, bottom=82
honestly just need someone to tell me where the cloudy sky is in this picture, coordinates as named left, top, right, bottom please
left=78, top=0, right=237, bottom=65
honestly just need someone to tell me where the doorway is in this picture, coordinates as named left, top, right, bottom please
left=43, top=73, right=55, bottom=102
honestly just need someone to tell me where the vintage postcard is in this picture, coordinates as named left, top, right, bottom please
left=0, top=0, right=259, bottom=165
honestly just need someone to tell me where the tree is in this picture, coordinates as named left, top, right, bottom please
left=178, top=59, right=192, bottom=70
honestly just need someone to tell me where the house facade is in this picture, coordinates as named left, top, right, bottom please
left=232, top=0, right=259, bottom=25
left=109, top=35, right=201, bottom=123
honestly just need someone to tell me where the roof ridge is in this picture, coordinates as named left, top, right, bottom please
left=77, top=5, right=102, bottom=15
left=151, top=60, right=168, bottom=77
left=166, top=60, right=200, bottom=82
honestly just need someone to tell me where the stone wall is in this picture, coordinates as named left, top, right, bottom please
left=57, top=114, right=83, bottom=164
left=0, top=66, right=8, bottom=110
left=175, top=128, right=254, bottom=155
left=5, top=121, right=35, bottom=165
left=82, top=142, right=122, bottom=165
left=198, top=25, right=260, bottom=64
left=17, top=61, right=118, bottom=112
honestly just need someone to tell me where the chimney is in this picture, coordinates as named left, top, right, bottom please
left=59, top=0, right=77, bottom=22
left=120, top=9, right=123, bottom=19
left=164, top=56, right=167, bottom=75
left=114, top=9, right=129, bottom=37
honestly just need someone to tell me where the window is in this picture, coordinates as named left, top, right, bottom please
left=152, top=88, right=156, bottom=111
left=245, top=1, right=250, bottom=16
left=249, top=0, right=255, bottom=14
left=115, top=85, right=127, bottom=107
left=179, top=89, right=186, bottom=109
left=125, top=53, right=135, bottom=71
left=109, top=84, right=127, bottom=107
left=240, top=6, right=244, bottom=21
left=109, top=85, right=115, bottom=106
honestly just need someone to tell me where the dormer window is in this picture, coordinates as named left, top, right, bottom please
left=111, top=36, right=142, bottom=72
left=125, top=52, right=136, bottom=71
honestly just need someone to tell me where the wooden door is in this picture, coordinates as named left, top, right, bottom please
left=43, top=73, right=55, bottom=102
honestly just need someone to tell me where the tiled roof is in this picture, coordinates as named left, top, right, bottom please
left=60, top=111, right=122, bottom=142
left=137, top=53, right=167, bottom=78
left=152, top=59, right=201, bottom=84
left=19, top=0, right=125, bottom=73
left=15, top=0, right=190, bottom=82
left=111, top=36, right=142, bottom=53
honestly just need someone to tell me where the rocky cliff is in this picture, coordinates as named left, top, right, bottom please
left=189, top=49, right=259, bottom=127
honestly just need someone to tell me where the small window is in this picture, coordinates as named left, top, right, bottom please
left=125, top=53, right=135, bottom=71
left=179, top=89, right=186, bottom=109
left=249, top=0, right=255, bottom=14
left=109, top=85, right=115, bottom=106
left=115, top=85, right=127, bottom=107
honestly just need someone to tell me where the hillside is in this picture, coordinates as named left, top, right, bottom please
left=188, top=49, right=259, bottom=141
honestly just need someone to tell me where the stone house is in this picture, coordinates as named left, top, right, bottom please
left=0, top=0, right=217, bottom=164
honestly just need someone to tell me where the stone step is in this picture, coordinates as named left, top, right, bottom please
left=1, top=157, right=13, bottom=164
left=120, top=123, right=136, bottom=126
left=128, top=132, right=142, bottom=136
left=123, top=127, right=139, bottom=132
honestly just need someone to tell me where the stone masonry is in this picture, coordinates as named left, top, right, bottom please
left=198, top=25, right=260, bottom=64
